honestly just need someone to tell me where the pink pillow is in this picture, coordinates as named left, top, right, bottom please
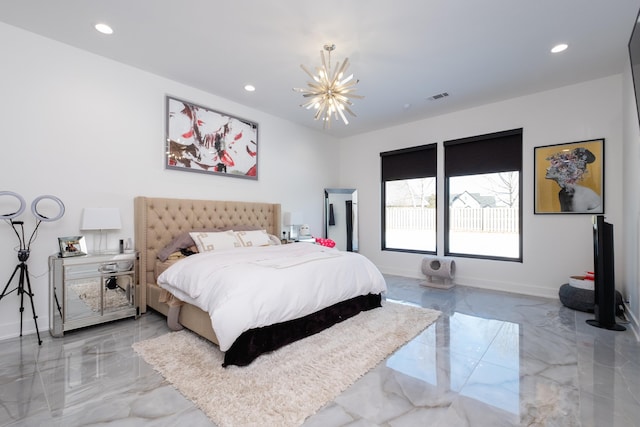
left=315, top=237, right=336, bottom=248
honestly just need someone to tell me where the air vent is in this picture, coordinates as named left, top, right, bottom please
left=428, top=92, right=449, bottom=101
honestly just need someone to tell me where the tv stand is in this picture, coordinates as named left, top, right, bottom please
left=587, top=215, right=626, bottom=332
left=586, top=319, right=626, bottom=331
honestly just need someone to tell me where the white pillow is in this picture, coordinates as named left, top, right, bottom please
left=189, top=230, right=242, bottom=252
left=268, top=234, right=282, bottom=245
left=235, top=230, right=271, bottom=247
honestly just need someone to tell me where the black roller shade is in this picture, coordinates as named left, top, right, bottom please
left=381, top=143, right=437, bottom=181
left=444, top=129, right=522, bottom=177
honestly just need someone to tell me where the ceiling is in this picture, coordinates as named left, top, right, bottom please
left=1, top=0, right=640, bottom=138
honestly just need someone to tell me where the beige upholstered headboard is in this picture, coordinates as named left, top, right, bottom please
left=134, top=196, right=281, bottom=310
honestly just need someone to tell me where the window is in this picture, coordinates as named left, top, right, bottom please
left=444, top=129, right=522, bottom=261
left=381, top=144, right=437, bottom=253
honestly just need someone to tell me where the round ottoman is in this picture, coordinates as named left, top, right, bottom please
left=558, top=283, right=594, bottom=313
left=559, top=283, right=624, bottom=315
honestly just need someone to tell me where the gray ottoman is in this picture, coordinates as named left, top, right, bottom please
left=559, top=283, right=624, bottom=315
left=559, top=283, right=594, bottom=312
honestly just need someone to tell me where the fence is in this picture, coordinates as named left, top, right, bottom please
left=386, top=207, right=519, bottom=233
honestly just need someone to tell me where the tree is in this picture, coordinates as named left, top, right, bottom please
left=480, top=172, right=519, bottom=207
left=387, top=178, right=436, bottom=207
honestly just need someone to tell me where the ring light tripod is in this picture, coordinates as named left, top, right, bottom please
left=0, top=192, right=65, bottom=345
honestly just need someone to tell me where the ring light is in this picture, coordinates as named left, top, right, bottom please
left=1, top=191, right=65, bottom=346
left=0, top=191, right=26, bottom=220
left=31, top=195, right=65, bottom=222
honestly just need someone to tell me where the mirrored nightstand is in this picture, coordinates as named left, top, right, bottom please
left=49, top=252, right=138, bottom=337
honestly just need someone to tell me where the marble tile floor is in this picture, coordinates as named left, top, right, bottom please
left=1, top=274, right=639, bottom=426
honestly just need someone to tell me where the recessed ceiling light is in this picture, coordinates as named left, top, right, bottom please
left=95, top=23, right=113, bottom=35
left=551, top=43, right=568, bottom=53
left=244, top=84, right=256, bottom=92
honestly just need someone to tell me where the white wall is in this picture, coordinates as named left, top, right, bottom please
left=622, top=57, right=640, bottom=337
left=340, top=75, right=624, bottom=300
left=0, top=23, right=338, bottom=340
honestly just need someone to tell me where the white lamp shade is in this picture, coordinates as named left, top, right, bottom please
left=285, top=212, right=304, bottom=225
left=81, top=208, right=122, bottom=230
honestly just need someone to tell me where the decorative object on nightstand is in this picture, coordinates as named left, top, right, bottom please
left=283, top=211, right=303, bottom=241
left=80, top=207, right=122, bottom=253
left=297, top=225, right=315, bottom=243
left=49, top=251, right=138, bottom=337
left=58, top=235, right=88, bottom=257
left=0, top=191, right=65, bottom=345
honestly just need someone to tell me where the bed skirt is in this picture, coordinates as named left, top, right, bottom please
left=223, top=293, right=383, bottom=367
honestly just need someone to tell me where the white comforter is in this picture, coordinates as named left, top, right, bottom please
left=157, top=243, right=387, bottom=351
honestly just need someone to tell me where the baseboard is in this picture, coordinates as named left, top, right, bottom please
left=379, top=267, right=559, bottom=299
left=0, top=320, right=41, bottom=342
left=454, top=275, right=559, bottom=299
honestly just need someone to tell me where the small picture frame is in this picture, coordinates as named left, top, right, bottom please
left=58, top=235, right=87, bottom=257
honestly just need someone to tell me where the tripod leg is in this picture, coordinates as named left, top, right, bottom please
left=18, top=264, right=26, bottom=337
left=54, top=290, right=62, bottom=318
left=22, top=264, right=42, bottom=345
left=0, top=264, right=21, bottom=301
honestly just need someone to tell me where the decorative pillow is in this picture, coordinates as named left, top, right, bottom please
left=315, top=237, right=336, bottom=248
left=157, top=228, right=221, bottom=261
left=235, top=229, right=271, bottom=247
left=190, top=230, right=242, bottom=252
left=268, top=234, right=282, bottom=245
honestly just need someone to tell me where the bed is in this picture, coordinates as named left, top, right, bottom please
left=134, top=196, right=386, bottom=366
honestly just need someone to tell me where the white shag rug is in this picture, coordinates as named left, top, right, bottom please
left=69, top=281, right=130, bottom=312
left=133, top=301, right=440, bottom=427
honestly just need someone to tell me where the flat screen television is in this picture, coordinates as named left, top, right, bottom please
left=586, top=215, right=625, bottom=331
left=628, top=8, right=640, bottom=124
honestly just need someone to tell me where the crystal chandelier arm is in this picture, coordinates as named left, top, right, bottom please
left=338, top=80, right=358, bottom=90
left=335, top=58, right=350, bottom=81
left=338, top=92, right=364, bottom=99
left=305, top=81, right=325, bottom=91
left=321, top=50, right=330, bottom=76
left=314, top=100, right=329, bottom=120
left=337, top=105, right=350, bottom=125
left=300, top=64, right=319, bottom=82
left=341, top=104, right=358, bottom=117
left=329, top=62, right=342, bottom=84
left=338, top=73, right=354, bottom=86
left=300, top=98, right=317, bottom=109
left=332, top=93, right=352, bottom=104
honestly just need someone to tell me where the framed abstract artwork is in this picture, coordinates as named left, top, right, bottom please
left=165, top=96, right=258, bottom=179
left=534, top=138, right=604, bottom=214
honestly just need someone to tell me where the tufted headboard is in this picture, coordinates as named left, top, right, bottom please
left=134, top=196, right=281, bottom=311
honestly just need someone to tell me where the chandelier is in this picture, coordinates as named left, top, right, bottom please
left=293, top=44, right=363, bottom=128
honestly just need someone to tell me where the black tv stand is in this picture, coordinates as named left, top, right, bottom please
left=586, top=319, right=626, bottom=331
left=587, top=215, right=626, bottom=332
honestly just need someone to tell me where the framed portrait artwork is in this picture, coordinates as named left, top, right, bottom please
left=534, top=138, right=604, bottom=214
left=58, top=235, right=87, bottom=257
left=165, top=95, right=258, bottom=179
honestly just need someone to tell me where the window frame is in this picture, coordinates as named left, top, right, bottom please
left=380, top=143, right=437, bottom=254
left=443, top=129, right=523, bottom=262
